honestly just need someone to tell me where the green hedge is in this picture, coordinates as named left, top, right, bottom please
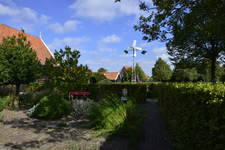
left=154, top=82, right=225, bottom=150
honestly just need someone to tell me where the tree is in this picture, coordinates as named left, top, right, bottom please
left=88, top=72, right=107, bottom=83
left=115, top=0, right=225, bottom=81
left=135, top=62, right=145, bottom=81
left=195, top=58, right=225, bottom=81
left=177, top=68, right=198, bottom=82
left=97, top=68, right=108, bottom=73
left=121, top=68, right=132, bottom=82
left=0, top=29, right=43, bottom=110
left=152, top=57, right=172, bottom=82
left=43, top=46, right=89, bottom=96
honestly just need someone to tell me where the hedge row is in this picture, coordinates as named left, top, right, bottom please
left=154, top=82, right=225, bottom=150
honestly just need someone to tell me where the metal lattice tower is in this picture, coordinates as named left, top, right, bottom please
left=127, top=40, right=143, bottom=84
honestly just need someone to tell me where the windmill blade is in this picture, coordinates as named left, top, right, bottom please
left=134, top=49, right=136, bottom=57
left=135, top=47, right=142, bottom=51
left=133, top=40, right=137, bottom=47
left=128, top=46, right=133, bottom=50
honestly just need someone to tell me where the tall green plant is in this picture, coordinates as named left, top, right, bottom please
left=83, top=93, right=147, bottom=150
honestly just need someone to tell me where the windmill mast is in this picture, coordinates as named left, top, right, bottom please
left=132, top=48, right=136, bottom=84
left=124, top=40, right=146, bottom=84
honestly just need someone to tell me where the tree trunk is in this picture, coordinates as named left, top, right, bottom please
left=14, top=84, right=20, bottom=111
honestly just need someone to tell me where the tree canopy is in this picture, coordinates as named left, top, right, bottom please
left=43, top=46, right=89, bottom=95
left=115, top=0, right=225, bottom=81
left=135, top=62, right=145, bottom=81
left=97, top=67, right=108, bottom=73
left=152, top=57, right=172, bottom=82
left=0, top=29, right=43, bottom=110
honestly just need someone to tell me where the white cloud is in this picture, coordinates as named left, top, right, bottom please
left=69, top=0, right=152, bottom=23
left=49, top=20, right=82, bottom=33
left=99, top=47, right=116, bottom=52
left=156, top=54, right=169, bottom=60
left=0, top=3, right=50, bottom=31
left=152, top=47, right=167, bottom=54
left=119, top=54, right=133, bottom=58
left=47, top=36, right=92, bottom=52
left=100, top=34, right=122, bottom=44
left=140, top=42, right=151, bottom=48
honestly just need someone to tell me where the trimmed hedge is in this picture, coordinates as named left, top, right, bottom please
left=154, top=82, right=225, bottom=150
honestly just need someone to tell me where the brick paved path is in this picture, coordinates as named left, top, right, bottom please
left=138, top=99, right=173, bottom=150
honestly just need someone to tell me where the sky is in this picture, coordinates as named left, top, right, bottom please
left=0, top=0, right=175, bottom=77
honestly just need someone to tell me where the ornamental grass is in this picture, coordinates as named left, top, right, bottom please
left=82, top=92, right=147, bottom=150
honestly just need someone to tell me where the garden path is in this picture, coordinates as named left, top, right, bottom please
left=0, top=99, right=173, bottom=150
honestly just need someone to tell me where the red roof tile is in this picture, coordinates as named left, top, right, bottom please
left=99, top=72, right=119, bottom=80
left=0, top=23, right=54, bottom=65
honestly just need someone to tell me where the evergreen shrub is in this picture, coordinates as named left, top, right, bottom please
left=34, top=94, right=71, bottom=120
left=0, top=98, right=5, bottom=111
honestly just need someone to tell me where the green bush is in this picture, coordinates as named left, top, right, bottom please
left=97, top=79, right=112, bottom=84
left=0, top=95, right=14, bottom=109
left=34, top=94, right=71, bottom=120
left=19, top=89, right=61, bottom=105
left=0, top=111, right=4, bottom=122
left=0, top=98, right=5, bottom=111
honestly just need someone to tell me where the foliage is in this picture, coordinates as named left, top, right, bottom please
left=146, top=90, right=158, bottom=99
left=19, top=89, right=61, bottom=105
left=58, top=121, right=67, bottom=127
left=0, top=29, right=43, bottom=110
left=97, top=67, right=108, bottom=73
left=135, top=62, right=145, bottom=80
left=89, top=72, right=107, bottom=83
left=0, top=94, right=14, bottom=109
left=97, top=79, right=112, bottom=84
left=0, top=98, right=5, bottom=111
left=155, top=82, right=225, bottom=149
left=116, top=0, right=225, bottom=81
left=28, top=103, right=40, bottom=117
left=82, top=93, right=147, bottom=150
left=43, top=45, right=89, bottom=96
left=141, top=77, right=149, bottom=83
left=25, top=82, right=54, bottom=93
left=71, top=98, right=92, bottom=116
left=121, top=68, right=132, bottom=82
left=34, top=94, right=71, bottom=120
left=178, top=68, right=198, bottom=82
left=0, top=111, right=4, bottom=122
left=152, top=57, right=172, bottom=82
left=196, top=58, right=225, bottom=81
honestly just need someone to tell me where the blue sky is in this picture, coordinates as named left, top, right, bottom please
left=0, top=0, right=175, bottom=77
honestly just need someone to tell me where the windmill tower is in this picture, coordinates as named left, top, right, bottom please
left=124, top=40, right=146, bottom=84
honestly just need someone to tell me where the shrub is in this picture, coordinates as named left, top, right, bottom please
left=71, top=98, right=92, bottom=116
left=0, top=111, right=4, bottom=122
left=20, top=89, right=61, bottom=105
left=1, top=95, right=14, bottom=109
left=34, top=94, right=71, bottom=120
left=97, top=79, right=112, bottom=84
left=58, top=121, right=67, bottom=127
left=0, top=98, right=5, bottom=111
